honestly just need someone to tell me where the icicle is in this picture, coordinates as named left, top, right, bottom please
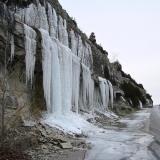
left=24, top=24, right=37, bottom=84
left=77, top=36, right=93, bottom=68
left=77, top=35, right=84, bottom=60
left=70, top=30, right=78, bottom=55
left=98, top=77, right=110, bottom=110
left=72, top=55, right=81, bottom=113
left=79, top=64, right=94, bottom=111
left=59, top=46, right=72, bottom=114
left=47, top=3, right=58, bottom=39
left=40, top=29, right=62, bottom=114
left=94, top=85, right=104, bottom=110
left=108, top=81, right=114, bottom=109
left=10, top=34, right=15, bottom=61
left=58, top=16, right=69, bottom=46
left=139, top=100, right=143, bottom=109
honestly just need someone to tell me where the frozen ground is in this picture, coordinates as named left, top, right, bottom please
left=85, top=109, right=157, bottom=160
left=43, top=109, right=158, bottom=160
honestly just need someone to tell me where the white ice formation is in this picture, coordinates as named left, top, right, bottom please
left=24, top=24, right=37, bottom=84
left=139, top=100, right=143, bottom=109
left=14, top=2, right=114, bottom=132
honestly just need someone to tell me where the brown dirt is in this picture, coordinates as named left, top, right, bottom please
left=0, top=147, right=31, bottom=160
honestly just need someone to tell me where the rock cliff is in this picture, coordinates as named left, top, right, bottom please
left=0, top=0, right=153, bottom=129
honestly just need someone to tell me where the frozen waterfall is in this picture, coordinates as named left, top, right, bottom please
left=40, top=29, right=73, bottom=115
left=98, top=77, right=110, bottom=110
left=139, top=101, right=143, bottom=109
left=108, top=81, right=114, bottom=109
left=59, top=44, right=72, bottom=114
left=72, top=55, right=81, bottom=113
left=24, top=24, right=37, bottom=84
left=40, top=29, right=62, bottom=114
left=79, top=64, right=94, bottom=112
left=58, top=16, right=69, bottom=47
left=20, top=2, right=116, bottom=133
left=70, top=30, right=78, bottom=55
left=47, top=3, right=58, bottom=39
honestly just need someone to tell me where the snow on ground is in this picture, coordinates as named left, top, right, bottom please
left=42, top=112, right=102, bottom=135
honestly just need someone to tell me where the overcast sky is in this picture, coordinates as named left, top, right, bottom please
left=59, top=0, right=160, bottom=105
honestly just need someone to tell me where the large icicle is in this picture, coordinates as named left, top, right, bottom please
left=59, top=45, right=72, bottom=115
left=72, top=55, right=81, bottom=113
left=24, top=24, right=37, bottom=84
left=83, top=42, right=93, bottom=69
left=70, top=30, right=78, bottom=55
left=77, top=35, right=84, bottom=61
left=58, top=16, right=69, bottom=47
left=40, top=29, right=62, bottom=114
left=139, top=100, right=143, bottom=109
left=77, top=36, right=93, bottom=69
left=79, top=64, right=94, bottom=111
left=98, top=77, right=110, bottom=110
left=47, top=3, right=58, bottom=39
left=108, top=81, right=114, bottom=109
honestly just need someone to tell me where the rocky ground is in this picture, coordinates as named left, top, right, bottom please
left=0, top=108, right=125, bottom=160
left=1, top=107, right=154, bottom=160
left=0, top=122, right=89, bottom=160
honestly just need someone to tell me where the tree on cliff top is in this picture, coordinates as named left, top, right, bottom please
left=89, top=32, right=96, bottom=44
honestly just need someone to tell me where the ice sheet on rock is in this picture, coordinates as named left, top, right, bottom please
left=58, top=16, right=69, bottom=47
left=24, top=24, right=37, bottom=84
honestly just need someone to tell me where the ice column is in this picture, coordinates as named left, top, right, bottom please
left=72, top=55, right=81, bottom=113
left=24, top=24, right=37, bottom=84
left=77, top=36, right=93, bottom=69
left=70, top=30, right=78, bottom=55
left=58, top=16, right=69, bottom=47
left=139, top=100, right=143, bottom=109
left=79, top=64, right=94, bottom=111
left=108, top=81, right=114, bottom=109
left=59, top=45, right=72, bottom=114
left=98, top=77, right=110, bottom=110
left=47, top=3, right=58, bottom=39
left=40, top=29, right=62, bottom=114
